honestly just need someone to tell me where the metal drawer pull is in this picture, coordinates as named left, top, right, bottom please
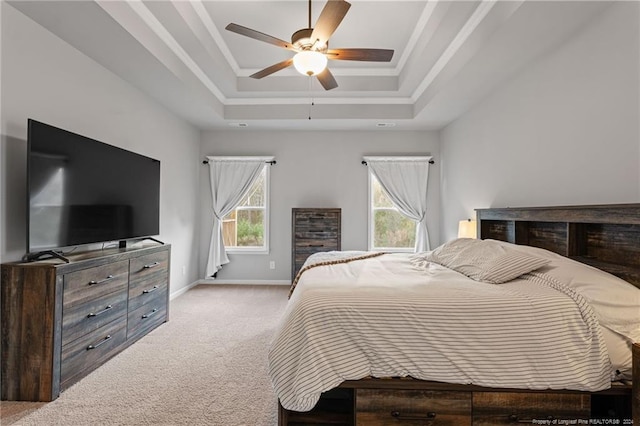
left=509, top=415, right=555, bottom=424
left=89, top=275, right=114, bottom=285
left=142, top=285, right=159, bottom=294
left=87, top=305, right=113, bottom=318
left=141, top=308, right=159, bottom=319
left=86, top=334, right=112, bottom=350
left=143, top=262, right=160, bottom=269
left=308, top=244, right=324, bottom=247
left=390, top=411, right=436, bottom=422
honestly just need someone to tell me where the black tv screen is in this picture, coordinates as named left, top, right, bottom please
left=27, top=119, right=160, bottom=254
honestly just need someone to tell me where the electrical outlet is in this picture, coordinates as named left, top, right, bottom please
left=269, top=261, right=276, bottom=270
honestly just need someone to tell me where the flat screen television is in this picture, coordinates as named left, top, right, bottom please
left=26, top=119, right=161, bottom=261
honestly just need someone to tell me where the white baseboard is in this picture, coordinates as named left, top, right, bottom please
left=170, top=279, right=290, bottom=299
left=198, top=279, right=291, bottom=286
left=169, top=280, right=201, bottom=300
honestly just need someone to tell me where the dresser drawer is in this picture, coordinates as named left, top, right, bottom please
left=63, top=260, right=129, bottom=308
left=60, top=317, right=127, bottom=390
left=62, top=289, right=128, bottom=346
left=129, top=251, right=169, bottom=285
left=294, top=229, right=340, bottom=239
left=294, top=210, right=340, bottom=223
left=472, top=392, right=590, bottom=425
left=127, top=298, right=167, bottom=341
left=294, top=244, right=339, bottom=263
left=356, top=389, right=471, bottom=426
left=128, top=277, right=168, bottom=313
left=294, top=238, right=339, bottom=251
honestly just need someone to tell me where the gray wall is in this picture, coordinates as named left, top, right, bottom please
left=199, top=130, right=440, bottom=282
left=3, top=0, right=639, bottom=287
left=440, top=1, right=640, bottom=241
left=0, top=3, right=202, bottom=295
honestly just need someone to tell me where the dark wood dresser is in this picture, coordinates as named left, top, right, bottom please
left=291, top=208, right=341, bottom=280
left=1, top=244, right=170, bottom=401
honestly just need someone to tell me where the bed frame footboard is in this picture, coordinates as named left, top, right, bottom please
left=278, top=378, right=633, bottom=425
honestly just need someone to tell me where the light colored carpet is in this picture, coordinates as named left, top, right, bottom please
left=1, top=284, right=289, bottom=426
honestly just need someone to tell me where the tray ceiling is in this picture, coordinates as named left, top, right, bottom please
left=8, top=1, right=612, bottom=130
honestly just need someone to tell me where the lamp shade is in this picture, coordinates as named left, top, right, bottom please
left=458, top=219, right=477, bottom=239
left=293, top=51, right=328, bottom=76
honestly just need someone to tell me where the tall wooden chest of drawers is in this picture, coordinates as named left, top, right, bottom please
left=291, top=208, right=341, bottom=280
left=1, top=244, right=170, bottom=401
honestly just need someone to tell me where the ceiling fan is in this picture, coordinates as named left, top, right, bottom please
left=225, top=0, right=394, bottom=90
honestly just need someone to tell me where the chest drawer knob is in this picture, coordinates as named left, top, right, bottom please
left=88, top=275, right=114, bottom=285
left=86, top=334, right=112, bottom=351
left=87, top=305, right=113, bottom=318
left=142, top=285, right=160, bottom=294
left=141, top=308, right=159, bottom=319
left=143, top=262, right=160, bottom=269
left=390, top=410, right=436, bottom=423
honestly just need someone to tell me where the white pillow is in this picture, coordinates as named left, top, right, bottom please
left=486, top=240, right=640, bottom=344
left=474, top=251, right=552, bottom=283
left=424, top=238, right=550, bottom=284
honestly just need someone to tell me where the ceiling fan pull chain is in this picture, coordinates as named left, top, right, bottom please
left=308, top=76, right=313, bottom=120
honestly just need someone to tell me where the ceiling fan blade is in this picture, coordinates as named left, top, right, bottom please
left=326, top=48, right=394, bottom=62
left=250, top=59, right=294, bottom=79
left=310, top=0, right=351, bottom=48
left=317, top=68, right=338, bottom=90
left=226, top=23, right=294, bottom=50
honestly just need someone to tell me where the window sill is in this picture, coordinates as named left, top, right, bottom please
left=226, top=247, right=269, bottom=255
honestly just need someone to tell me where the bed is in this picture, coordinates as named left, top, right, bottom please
left=273, top=204, right=640, bottom=425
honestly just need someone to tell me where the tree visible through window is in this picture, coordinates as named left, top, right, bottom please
left=370, top=174, right=416, bottom=250
left=222, top=167, right=268, bottom=251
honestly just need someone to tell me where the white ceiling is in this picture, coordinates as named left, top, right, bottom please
left=9, top=0, right=612, bottom=131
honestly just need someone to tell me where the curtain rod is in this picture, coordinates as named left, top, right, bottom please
left=202, top=159, right=276, bottom=165
left=361, top=159, right=434, bottom=165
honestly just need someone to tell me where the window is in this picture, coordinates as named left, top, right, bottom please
left=369, top=174, right=416, bottom=251
left=222, top=166, right=269, bottom=253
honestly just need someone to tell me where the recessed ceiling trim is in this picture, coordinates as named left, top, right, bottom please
left=190, top=0, right=241, bottom=74
left=225, top=96, right=413, bottom=106
left=411, top=0, right=496, bottom=103
left=237, top=66, right=398, bottom=78
left=225, top=103, right=413, bottom=121
left=125, top=0, right=227, bottom=103
left=394, top=0, right=437, bottom=74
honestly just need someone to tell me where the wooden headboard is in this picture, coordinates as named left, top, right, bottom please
left=476, top=203, right=640, bottom=289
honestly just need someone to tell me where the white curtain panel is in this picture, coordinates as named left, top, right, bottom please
left=364, top=156, right=432, bottom=252
left=205, top=156, right=272, bottom=277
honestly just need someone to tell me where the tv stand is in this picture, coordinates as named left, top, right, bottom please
left=2, top=244, right=171, bottom=401
left=119, top=237, right=164, bottom=248
left=22, top=250, right=71, bottom=263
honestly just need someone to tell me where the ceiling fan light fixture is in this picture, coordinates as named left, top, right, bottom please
left=225, top=0, right=393, bottom=90
left=293, top=50, right=328, bottom=76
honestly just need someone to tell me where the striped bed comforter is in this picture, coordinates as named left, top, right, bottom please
left=268, top=252, right=612, bottom=412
